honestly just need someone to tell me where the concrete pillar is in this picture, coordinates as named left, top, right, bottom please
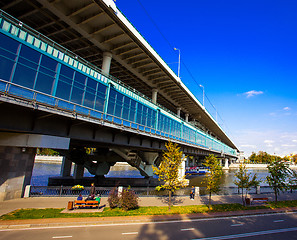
left=185, top=113, right=189, bottom=122
left=177, top=107, right=181, bottom=117
left=60, top=156, right=72, bottom=177
left=0, top=146, right=36, bottom=201
left=152, top=88, right=158, bottom=104
left=102, top=52, right=112, bottom=75
left=73, top=164, right=84, bottom=179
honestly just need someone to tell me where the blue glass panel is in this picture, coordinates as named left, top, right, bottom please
left=71, top=86, right=84, bottom=105
left=55, top=81, right=71, bottom=101
left=60, top=65, right=74, bottom=79
left=18, top=57, right=38, bottom=70
left=57, top=100, right=74, bottom=111
left=74, top=71, right=86, bottom=85
left=19, top=45, right=40, bottom=63
left=87, top=78, right=97, bottom=90
left=0, top=48, right=17, bottom=60
left=84, top=92, right=95, bottom=108
left=90, top=110, right=102, bottom=119
left=40, top=55, right=58, bottom=71
left=95, top=94, right=105, bottom=111
left=9, top=85, right=34, bottom=99
left=39, top=65, right=56, bottom=77
left=35, top=72, right=55, bottom=94
left=0, top=57, right=14, bottom=81
left=13, top=64, right=36, bottom=88
left=36, top=93, right=55, bottom=106
left=0, top=81, right=7, bottom=92
left=123, top=120, right=131, bottom=127
left=0, top=33, right=20, bottom=54
left=75, top=105, right=89, bottom=115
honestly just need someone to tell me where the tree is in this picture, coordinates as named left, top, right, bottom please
left=202, top=154, right=223, bottom=206
left=234, top=163, right=260, bottom=205
left=266, top=160, right=291, bottom=203
left=153, top=141, right=188, bottom=210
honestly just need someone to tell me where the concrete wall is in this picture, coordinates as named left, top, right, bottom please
left=0, top=146, right=36, bottom=201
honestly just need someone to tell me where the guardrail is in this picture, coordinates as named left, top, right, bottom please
left=28, top=185, right=294, bottom=197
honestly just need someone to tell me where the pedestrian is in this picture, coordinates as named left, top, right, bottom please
left=190, top=186, right=195, bottom=200
left=90, top=183, right=96, bottom=195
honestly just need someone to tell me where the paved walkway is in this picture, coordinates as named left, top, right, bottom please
left=1, top=192, right=297, bottom=229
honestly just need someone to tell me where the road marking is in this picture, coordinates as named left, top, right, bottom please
left=181, top=228, right=195, bottom=231
left=0, top=212, right=296, bottom=232
left=52, top=236, right=72, bottom=239
left=273, top=220, right=284, bottom=223
left=231, top=223, right=243, bottom=227
left=192, top=226, right=297, bottom=240
left=122, top=232, right=138, bottom=235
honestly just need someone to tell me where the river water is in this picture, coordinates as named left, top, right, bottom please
left=30, top=162, right=270, bottom=187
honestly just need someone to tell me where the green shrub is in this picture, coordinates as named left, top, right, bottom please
left=107, top=187, right=119, bottom=208
left=120, top=188, right=139, bottom=211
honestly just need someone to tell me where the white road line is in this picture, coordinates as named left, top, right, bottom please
left=1, top=212, right=296, bottom=232
left=273, top=220, right=284, bottom=223
left=231, top=223, right=243, bottom=227
left=181, top=228, right=195, bottom=231
left=122, top=232, right=138, bottom=235
left=52, top=236, right=72, bottom=239
left=192, top=226, right=297, bottom=240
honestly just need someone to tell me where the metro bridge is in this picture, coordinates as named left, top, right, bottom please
left=0, top=0, right=238, bottom=201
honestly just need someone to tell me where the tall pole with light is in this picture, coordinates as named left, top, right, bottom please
left=174, top=47, right=180, bottom=78
left=199, top=84, right=205, bottom=107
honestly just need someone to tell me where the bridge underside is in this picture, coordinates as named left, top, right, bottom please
left=0, top=101, right=232, bottom=200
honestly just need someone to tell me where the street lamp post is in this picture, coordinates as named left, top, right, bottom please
left=174, top=47, right=180, bottom=78
left=199, top=84, right=205, bottom=107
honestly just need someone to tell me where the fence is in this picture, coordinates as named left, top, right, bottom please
left=28, top=185, right=295, bottom=198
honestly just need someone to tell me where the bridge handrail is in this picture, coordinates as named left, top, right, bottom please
left=0, top=79, right=235, bottom=156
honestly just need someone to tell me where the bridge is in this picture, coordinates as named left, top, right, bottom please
left=0, top=0, right=238, bottom=201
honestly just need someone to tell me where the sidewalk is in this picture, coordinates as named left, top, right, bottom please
left=1, top=192, right=297, bottom=229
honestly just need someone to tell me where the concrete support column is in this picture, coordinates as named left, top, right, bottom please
left=185, top=113, right=189, bottom=122
left=60, top=156, right=72, bottom=177
left=102, top=52, right=112, bottom=75
left=0, top=146, right=36, bottom=201
left=73, top=164, right=84, bottom=179
left=177, top=107, right=181, bottom=117
left=152, top=88, right=158, bottom=104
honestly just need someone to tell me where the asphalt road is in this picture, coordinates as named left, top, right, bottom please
left=1, top=212, right=297, bottom=240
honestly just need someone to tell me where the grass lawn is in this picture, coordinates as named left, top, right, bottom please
left=1, top=200, right=297, bottom=220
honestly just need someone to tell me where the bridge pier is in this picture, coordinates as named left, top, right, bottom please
left=60, top=157, right=72, bottom=177
left=0, top=132, right=70, bottom=201
left=73, top=164, right=85, bottom=179
left=0, top=146, right=36, bottom=201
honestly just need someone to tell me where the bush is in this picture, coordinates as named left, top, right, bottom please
left=108, top=188, right=119, bottom=209
left=120, top=188, right=139, bottom=211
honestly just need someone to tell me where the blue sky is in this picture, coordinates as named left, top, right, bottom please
left=116, top=0, right=297, bottom=157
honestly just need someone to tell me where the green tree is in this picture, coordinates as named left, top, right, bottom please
left=266, top=160, right=291, bottom=203
left=202, top=154, right=223, bottom=206
left=234, top=163, right=260, bottom=205
left=153, top=141, right=188, bottom=210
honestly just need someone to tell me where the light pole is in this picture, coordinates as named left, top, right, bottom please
left=174, top=47, right=180, bottom=78
left=199, top=84, right=204, bottom=107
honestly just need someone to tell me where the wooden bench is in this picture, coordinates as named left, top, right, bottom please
left=251, top=198, right=268, bottom=204
left=74, top=200, right=99, bottom=209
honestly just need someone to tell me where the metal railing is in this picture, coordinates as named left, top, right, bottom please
left=29, top=185, right=293, bottom=197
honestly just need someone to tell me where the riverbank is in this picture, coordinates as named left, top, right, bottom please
left=229, top=163, right=297, bottom=169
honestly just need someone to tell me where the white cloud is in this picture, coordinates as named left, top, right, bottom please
left=283, top=107, right=291, bottom=111
left=243, top=90, right=264, bottom=98
left=233, top=130, right=297, bottom=157
left=240, top=144, right=257, bottom=149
